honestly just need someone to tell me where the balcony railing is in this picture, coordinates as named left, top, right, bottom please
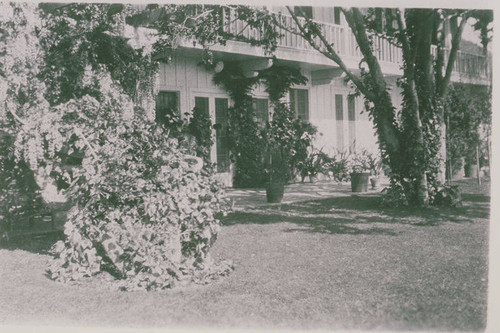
left=222, top=10, right=490, bottom=81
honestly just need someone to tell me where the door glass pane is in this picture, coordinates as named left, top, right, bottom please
left=253, top=98, right=269, bottom=125
left=156, top=91, right=179, bottom=125
left=297, top=89, right=309, bottom=121
left=290, top=89, right=309, bottom=121
left=348, top=95, right=355, bottom=121
left=334, top=7, right=341, bottom=25
left=335, top=94, right=344, bottom=149
left=194, top=97, right=209, bottom=118
left=348, top=96, right=356, bottom=153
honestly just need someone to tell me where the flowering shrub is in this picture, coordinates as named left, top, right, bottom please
left=0, top=131, right=45, bottom=237
left=433, top=185, right=462, bottom=207
left=47, top=115, right=232, bottom=290
left=268, top=103, right=317, bottom=183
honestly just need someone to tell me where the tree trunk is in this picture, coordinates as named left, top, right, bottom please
left=345, top=9, right=401, bottom=167
left=437, top=121, right=447, bottom=184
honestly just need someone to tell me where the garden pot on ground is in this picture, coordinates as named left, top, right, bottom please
left=370, top=177, right=380, bottom=190
left=465, top=164, right=478, bottom=178
left=266, top=181, right=285, bottom=203
left=350, top=172, right=370, bottom=192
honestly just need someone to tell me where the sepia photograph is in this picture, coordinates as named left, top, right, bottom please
left=0, top=0, right=495, bottom=332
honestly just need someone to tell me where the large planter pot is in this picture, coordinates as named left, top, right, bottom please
left=266, top=181, right=285, bottom=203
left=350, top=172, right=370, bottom=192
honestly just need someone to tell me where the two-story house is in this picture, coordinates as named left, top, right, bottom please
left=128, top=6, right=491, bottom=186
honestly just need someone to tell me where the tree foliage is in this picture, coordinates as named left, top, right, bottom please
left=39, top=3, right=158, bottom=106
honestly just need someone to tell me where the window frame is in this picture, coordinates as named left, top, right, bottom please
left=290, top=88, right=310, bottom=122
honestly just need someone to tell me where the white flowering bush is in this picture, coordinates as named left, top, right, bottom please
left=48, top=116, right=232, bottom=290
left=38, top=73, right=232, bottom=290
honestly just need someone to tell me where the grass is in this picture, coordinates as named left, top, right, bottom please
left=0, top=178, right=490, bottom=331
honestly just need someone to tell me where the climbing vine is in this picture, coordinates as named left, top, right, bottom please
left=213, top=61, right=316, bottom=187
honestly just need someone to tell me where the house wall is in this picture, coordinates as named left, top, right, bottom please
left=307, top=79, right=371, bottom=156
left=157, top=54, right=270, bottom=117
left=306, top=77, right=403, bottom=157
left=157, top=52, right=402, bottom=185
left=157, top=54, right=271, bottom=186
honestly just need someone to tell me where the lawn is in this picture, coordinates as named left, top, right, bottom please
left=0, top=178, right=490, bottom=331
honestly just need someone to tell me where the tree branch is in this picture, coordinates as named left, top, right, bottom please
left=7, top=108, right=27, bottom=126
left=395, top=9, right=413, bottom=68
left=343, top=8, right=389, bottom=93
left=285, top=6, right=374, bottom=100
left=439, top=13, right=467, bottom=97
left=73, top=127, right=98, bottom=160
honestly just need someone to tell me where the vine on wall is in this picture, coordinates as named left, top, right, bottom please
left=213, top=61, right=316, bottom=188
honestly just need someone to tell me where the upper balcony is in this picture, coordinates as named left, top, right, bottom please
left=215, top=10, right=491, bottom=86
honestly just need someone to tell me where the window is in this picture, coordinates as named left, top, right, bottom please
left=290, top=89, right=309, bottom=121
left=294, top=6, right=313, bottom=20
left=348, top=95, right=356, bottom=152
left=334, top=7, right=341, bottom=25
left=194, top=96, right=209, bottom=118
left=335, top=94, right=344, bottom=149
left=215, top=98, right=230, bottom=173
left=348, top=95, right=356, bottom=121
left=156, top=91, right=180, bottom=125
left=252, top=98, right=269, bottom=125
left=335, top=94, right=344, bottom=121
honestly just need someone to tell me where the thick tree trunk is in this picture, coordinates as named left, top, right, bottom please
left=345, top=9, right=401, bottom=165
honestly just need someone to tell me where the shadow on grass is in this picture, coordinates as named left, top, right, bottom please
left=224, top=210, right=399, bottom=236
left=222, top=188, right=490, bottom=234
left=0, top=231, right=64, bottom=255
left=461, top=193, right=491, bottom=203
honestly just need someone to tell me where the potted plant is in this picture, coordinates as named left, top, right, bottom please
left=298, top=148, right=329, bottom=183
left=349, top=149, right=371, bottom=192
left=366, top=152, right=383, bottom=189
left=265, top=144, right=286, bottom=203
left=325, top=149, right=351, bottom=183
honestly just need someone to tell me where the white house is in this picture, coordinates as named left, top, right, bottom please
left=134, top=6, right=491, bottom=186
